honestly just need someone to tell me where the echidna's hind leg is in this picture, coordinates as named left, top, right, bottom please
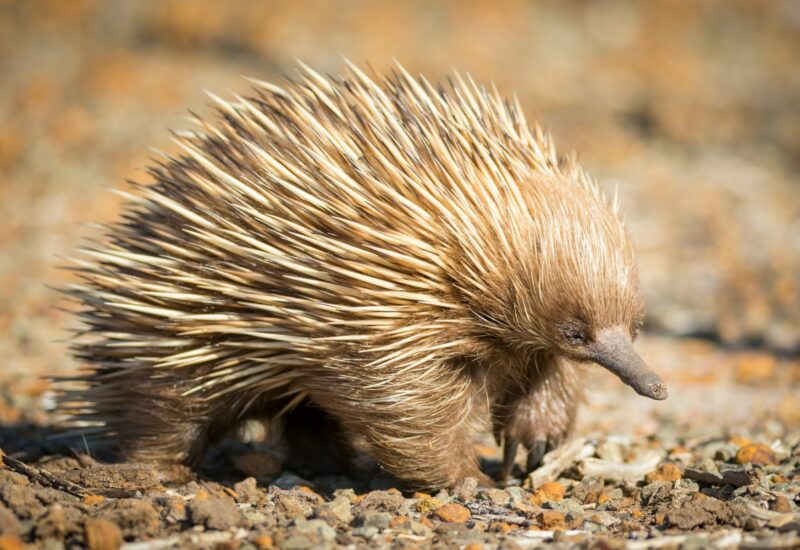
left=494, top=354, right=582, bottom=481
left=91, top=374, right=214, bottom=482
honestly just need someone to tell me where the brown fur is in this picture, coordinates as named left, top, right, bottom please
left=58, top=62, right=646, bottom=489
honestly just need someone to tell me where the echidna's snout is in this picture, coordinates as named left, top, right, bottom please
left=588, top=327, right=668, bottom=400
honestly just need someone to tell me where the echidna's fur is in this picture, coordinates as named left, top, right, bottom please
left=60, top=61, right=666, bottom=489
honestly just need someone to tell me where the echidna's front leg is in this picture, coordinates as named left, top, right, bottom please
left=493, top=354, right=583, bottom=481
left=302, top=353, right=488, bottom=489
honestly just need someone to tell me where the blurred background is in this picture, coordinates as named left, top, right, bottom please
left=0, top=0, right=798, bottom=435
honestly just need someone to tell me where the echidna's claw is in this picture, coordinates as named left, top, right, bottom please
left=525, top=440, right=549, bottom=471
left=499, top=437, right=519, bottom=482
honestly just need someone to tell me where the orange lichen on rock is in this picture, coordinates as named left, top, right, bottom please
left=735, top=443, right=776, bottom=465
left=434, top=503, right=471, bottom=523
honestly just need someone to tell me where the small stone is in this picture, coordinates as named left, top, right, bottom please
left=188, top=497, right=242, bottom=530
left=410, top=519, right=433, bottom=536
left=452, top=477, right=479, bottom=502
left=434, top=503, right=471, bottom=523
left=35, top=504, right=81, bottom=539
left=0, top=505, right=21, bottom=536
left=728, top=435, right=751, bottom=447
left=771, top=495, right=792, bottom=513
left=713, top=444, right=739, bottom=462
left=505, top=486, right=529, bottom=503
left=85, top=519, right=123, bottom=550
left=358, top=511, right=392, bottom=530
left=582, top=518, right=609, bottom=532
left=596, top=440, right=624, bottom=463
left=0, top=536, right=24, bottom=550
left=696, top=458, right=720, bottom=475
left=572, top=477, right=604, bottom=504
left=97, top=500, right=161, bottom=538
left=536, top=481, right=565, bottom=502
left=351, top=526, right=378, bottom=538
left=272, top=488, right=322, bottom=519
left=234, top=477, right=260, bottom=504
left=543, top=497, right=583, bottom=520
left=488, top=521, right=514, bottom=533
left=313, top=496, right=353, bottom=526
left=281, top=535, right=314, bottom=550
left=673, top=478, right=699, bottom=492
left=333, top=488, right=357, bottom=503
left=83, top=495, right=106, bottom=506
left=537, top=510, right=566, bottom=529
left=293, top=518, right=336, bottom=541
left=354, top=489, right=405, bottom=513
left=253, top=534, right=273, bottom=549
left=414, top=494, right=442, bottom=514
left=641, top=481, right=672, bottom=505
left=389, top=515, right=411, bottom=529
left=735, top=443, right=776, bottom=465
left=645, top=463, right=682, bottom=483
left=477, top=488, right=510, bottom=505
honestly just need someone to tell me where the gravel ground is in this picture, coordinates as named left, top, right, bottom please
left=1, top=337, right=798, bottom=549
left=1, top=2, right=799, bottom=548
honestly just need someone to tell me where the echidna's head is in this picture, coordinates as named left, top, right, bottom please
left=461, top=173, right=667, bottom=400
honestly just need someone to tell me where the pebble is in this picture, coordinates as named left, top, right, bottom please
left=673, top=478, right=700, bottom=492
left=351, top=526, right=378, bottom=538
left=234, top=477, right=260, bottom=504
left=354, top=489, right=405, bottom=513
left=0, top=505, right=21, bottom=536
left=0, top=537, right=24, bottom=550
left=505, top=486, right=529, bottom=503
left=188, top=497, right=242, bottom=530
left=735, top=443, right=776, bottom=465
left=771, top=495, right=792, bottom=513
left=644, top=463, right=682, bottom=482
left=410, top=520, right=433, bottom=536
left=452, top=477, right=479, bottom=502
left=713, top=444, right=740, bottom=462
left=572, top=477, right=604, bottom=504
left=641, top=481, right=672, bottom=506
left=536, top=481, right=565, bottom=502
left=537, top=510, right=566, bottom=529
left=253, top=534, right=274, bottom=549
left=292, top=518, right=336, bottom=541
left=82, top=495, right=105, bottom=506
left=97, top=500, right=161, bottom=538
left=281, top=535, right=315, bottom=550
left=84, top=519, right=123, bottom=550
left=357, top=511, right=392, bottom=530
left=414, top=494, right=442, bottom=514
left=271, top=488, right=322, bottom=519
left=434, top=503, right=471, bottom=523
left=313, top=496, right=353, bottom=526
left=543, top=497, right=583, bottom=520
left=477, top=488, right=510, bottom=505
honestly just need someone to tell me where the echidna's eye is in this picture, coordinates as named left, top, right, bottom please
left=564, top=327, right=588, bottom=345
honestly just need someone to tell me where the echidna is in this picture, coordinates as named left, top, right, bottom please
left=60, top=61, right=667, bottom=489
